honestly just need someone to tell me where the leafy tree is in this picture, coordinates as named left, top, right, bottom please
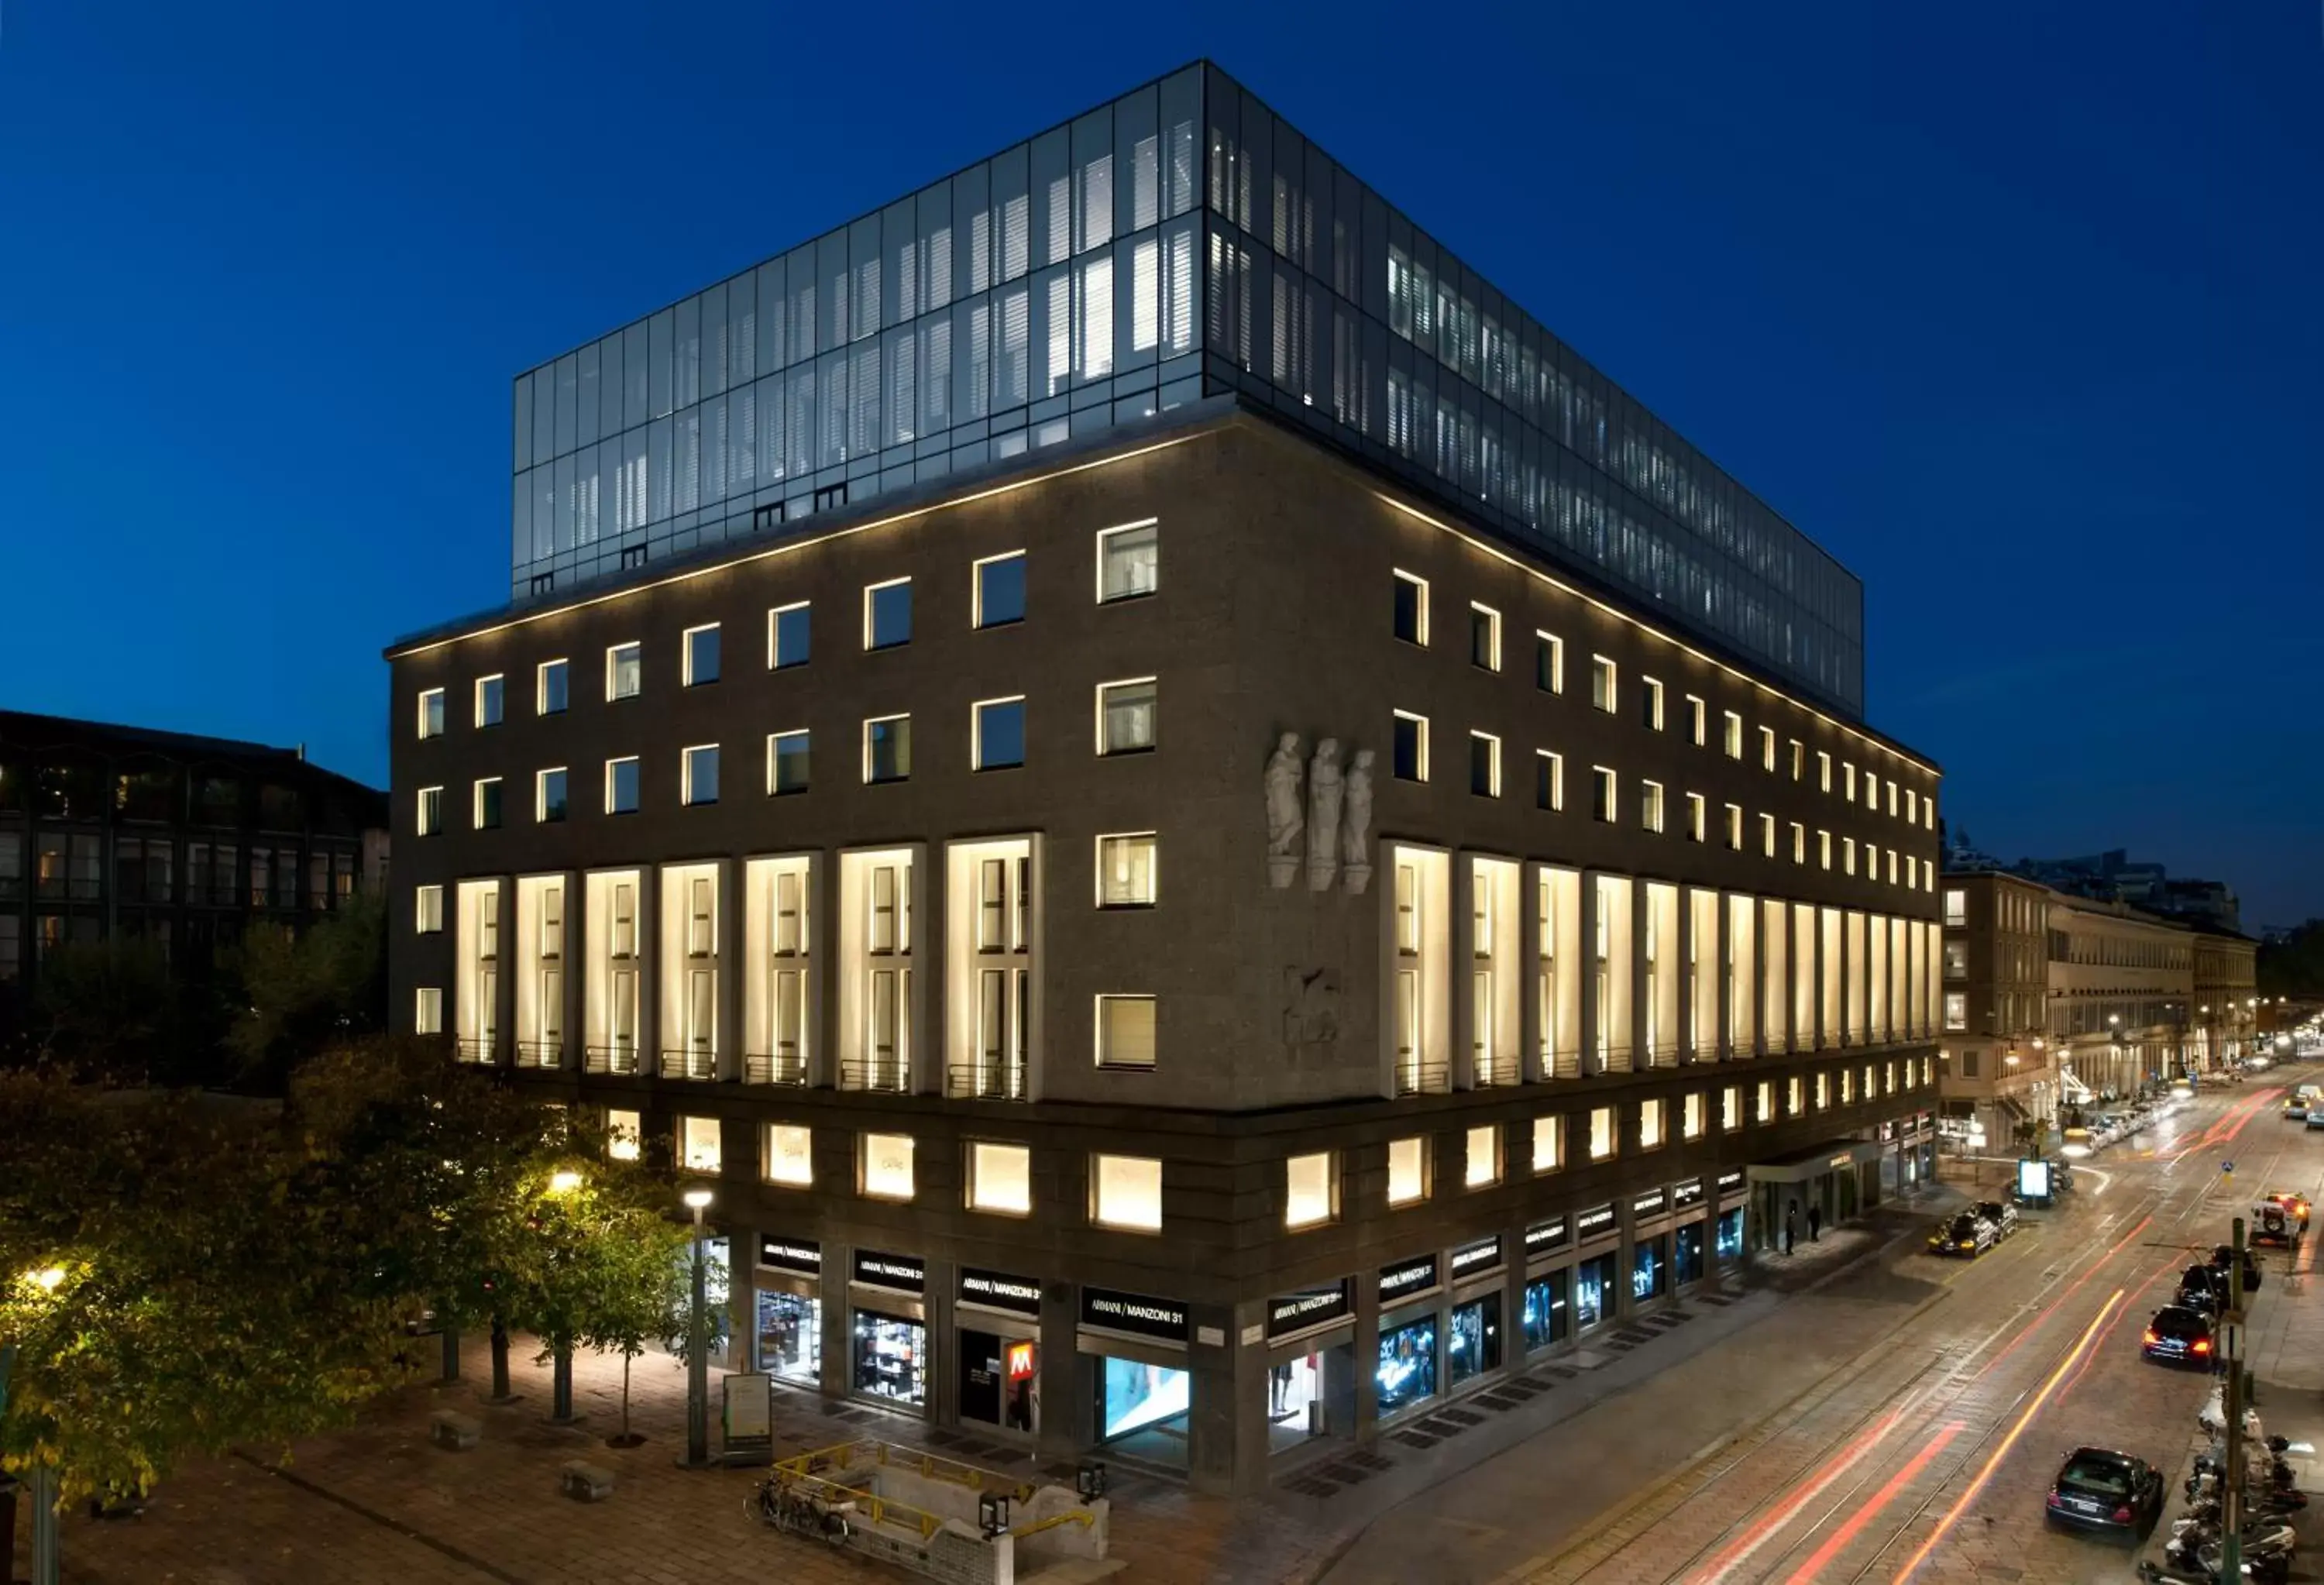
left=23, top=940, right=192, bottom=1086
left=574, top=1195, right=691, bottom=1446
left=225, top=891, right=387, bottom=1091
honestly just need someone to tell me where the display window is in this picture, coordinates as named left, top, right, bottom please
left=1376, top=1317, right=1437, bottom=1414
left=1632, top=1235, right=1668, bottom=1302
left=851, top=1310, right=927, bottom=1407
left=1573, top=1253, right=1615, bottom=1330
left=1675, top=1222, right=1705, bottom=1285
left=1097, top=1356, right=1189, bottom=1445
left=961, top=1330, right=1039, bottom=1432
left=1447, top=1294, right=1501, bottom=1386
left=1717, top=1205, right=1746, bottom=1261
left=1521, top=1271, right=1569, bottom=1353
left=1267, top=1350, right=1325, bottom=1442
left=756, top=1290, right=820, bottom=1385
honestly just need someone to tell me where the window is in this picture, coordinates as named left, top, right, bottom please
left=1463, top=1124, right=1501, bottom=1188
left=1393, top=711, right=1430, bottom=782
left=1721, top=1086, right=1741, bottom=1130
left=1387, top=1136, right=1428, bottom=1205
left=1843, top=837, right=1857, bottom=875
left=1943, top=889, right=1967, bottom=927
left=1590, top=655, right=1617, bottom=713
left=864, top=578, right=913, bottom=650
left=1683, top=1092, right=1706, bottom=1140
left=975, top=552, right=1027, bottom=627
left=679, top=1116, right=722, bottom=1174
left=1724, top=803, right=1743, bottom=851
left=1843, top=762, right=1857, bottom=800
left=605, top=757, right=640, bottom=814
left=1757, top=1081, right=1775, bottom=1123
left=864, top=716, right=912, bottom=783
left=1591, top=766, right=1616, bottom=823
left=1092, top=1154, right=1163, bottom=1231
left=768, top=601, right=810, bottom=669
left=1285, top=1151, right=1336, bottom=1229
left=1535, top=751, right=1563, bottom=812
left=973, top=697, right=1026, bottom=771
left=1097, top=834, right=1157, bottom=908
left=1819, top=830, right=1832, bottom=869
left=1639, top=1098, right=1666, bottom=1150
left=1097, top=519, right=1159, bottom=602
left=682, top=744, right=720, bottom=806
left=1789, top=740, right=1803, bottom=781
left=764, top=1123, right=813, bottom=1188
left=606, top=642, right=641, bottom=700
left=417, top=786, right=443, bottom=836
left=768, top=730, right=810, bottom=794
left=1789, top=1075, right=1805, bottom=1116
left=414, top=986, right=443, bottom=1033
left=1944, top=992, right=1967, bottom=1031
left=535, top=768, right=568, bottom=823
left=861, top=1133, right=916, bottom=1201
left=1865, top=772, right=1880, bottom=810
left=1096, top=995, right=1156, bottom=1068
left=968, top=1141, right=1033, bottom=1215
left=536, top=659, right=569, bottom=715
left=1532, top=1116, right=1563, bottom=1173
left=1392, top=570, right=1428, bottom=645
left=475, top=676, right=504, bottom=728
left=1468, top=732, right=1501, bottom=797
left=681, top=624, right=720, bottom=686
left=417, top=688, right=445, bottom=740
left=1760, top=813, right=1776, bottom=858
left=1721, top=710, right=1743, bottom=758
left=1535, top=632, right=1564, bottom=693
left=1685, top=695, right=1707, bottom=746
left=1469, top=603, right=1501, bottom=671
left=1587, top=1105, right=1616, bottom=1160
left=415, top=884, right=445, bottom=934
left=1641, top=677, right=1665, bottom=731
left=1759, top=727, right=1776, bottom=772
left=1817, top=751, right=1832, bottom=792
left=1096, top=679, right=1157, bottom=755
left=1640, top=780, right=1665, bottom=834
left=1790, top=823, right=1805, bottom=864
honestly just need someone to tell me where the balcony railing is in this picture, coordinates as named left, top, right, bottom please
left=1642, top=1040, right=1683, bottom=1068
left=1394, top=1061, right=1450, bottom=1097
left=947, top=1062, right=1030, bottom=1102
left=1471, top=1055, right=1523, bottom=1088
left=1542, top=1047, right=1584, bottom=1081
left=584, top=1044, right=641, bottom=1077
left=516, top=1040, right=565, bottom=1070
left=744, top=1051, right=810, bottom=1087
left=659, top=1047, right=717, bottom=1081
left=455, top=1036, right=501, bottom=1066
left=838, top=1058, right=912, bottom=1094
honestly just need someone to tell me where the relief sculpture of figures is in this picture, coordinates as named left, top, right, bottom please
left=1341, top=748, right=1375, bottom=894
left=1305, top=737, right=1344, bottom=892
left=1264, top=731, right=1305, bottom=889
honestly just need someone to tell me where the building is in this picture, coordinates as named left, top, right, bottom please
left=2188, top=929, right=2260, bottom=1066
left=1999, top=844, right=2241, bottom=935
left=388, top=62, right=1943, bottom=1495
left=0, top=709, right=388, bottom=1015
left=1935, top=871, right=2055, bottom=1152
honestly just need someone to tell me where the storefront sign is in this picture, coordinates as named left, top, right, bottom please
left=1575, top=1202, right=1618, bottom=1242
left=1449, top=1234, right=1504, bottom=1280
left=1377, top=1253, right=1441, bottom=1305
left=957, top=1267, right=1043, bottom=1319
left=1672, top=1178, right=1706, bottom=1211
left=1631, top=1187, right=1668, bottom=1218
left=1267, top=1280, right=1353, bottom=1340
left=1828, top=1152, right=1855, bottom=1170
left=1717, top=1168, right=1747, bottom=1196
left=1525, top=1216, right=1569, bottom=1255
left=851, top=1248, right=926, bottom=1294
left=1079, top=1286, right=1190, bottom=1343
left=759, top=1236, right=823, bottom=1275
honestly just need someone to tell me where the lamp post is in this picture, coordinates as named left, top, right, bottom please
left=10, top=1264, right=70, bottom=1585
left=682, top=1188, right=713, bottom=1469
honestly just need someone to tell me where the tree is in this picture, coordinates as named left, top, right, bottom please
left=225, top=891, right=387, bottom=1092
left=23, top=940, right=191, bottom=1086
left=574, top=1195, right=690, bottom=1447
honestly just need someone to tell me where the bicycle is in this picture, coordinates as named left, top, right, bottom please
left=747, top=1473, right=856, bottom=1545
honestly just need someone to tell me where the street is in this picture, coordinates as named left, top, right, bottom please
left=1318, top=1071, right=2321, bottom=1585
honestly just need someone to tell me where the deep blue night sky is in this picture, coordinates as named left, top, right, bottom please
left=2, top=3, right=2317, bottom=923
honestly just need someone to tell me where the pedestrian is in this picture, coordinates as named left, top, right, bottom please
left=1784, top=1200, right=1797, bottom=1256
left=1808, top=1202, right=1823, bottom=1243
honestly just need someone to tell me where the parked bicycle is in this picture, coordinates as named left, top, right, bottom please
left=746, top=1472, right=857, bottom=1545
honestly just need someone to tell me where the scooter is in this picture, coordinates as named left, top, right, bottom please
left=2165, top=1526, right=2293, bottom=1585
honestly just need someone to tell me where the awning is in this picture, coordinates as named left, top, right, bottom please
left=1746, top=1138, right=1884, bottom=1185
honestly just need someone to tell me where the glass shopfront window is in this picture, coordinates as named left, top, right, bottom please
left=1447, top=1295, right=1501, bottom=1387
left=1097, top=1356, right=1190, bottom=1446
left=1633, top=1236, right=1668, bottom=1303
left=961, top=1330, right=1039, bottom=1433
left=1376, top=1317, right=1437, bottom=1415
left=1674, top=1222, right=1705, bottom=1286
left=851, top=1310, right=927, bottom=1407
left=1574, top=1253, right=1615, bottom=1331
left=1717, top=1206, right=1746, bottom=1261
left=1522, top=1271, right=1569, bottom=1353
left=756, top=1290, right=820, bottom=1385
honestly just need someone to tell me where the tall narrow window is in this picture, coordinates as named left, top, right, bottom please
left=1641, top=677, right=1665, bottom=732
left=768, top=601, right=811, bottom=669
left=1590, top=655, right=1617, bottom=713
left=975, top=551, right=1027, bottom=627
left=1590, top=766, right=1616, bottom=823
left=1759, top=727, right=1776, bottom=772
left=472, top=779, right=502, bottom=830
left=1393, top=711, right=1429, bottom=782
left=1722, top=711, right=1743, bottom=759
left=1535, top=632, right=1564, bottom=693
left=536, top=768, right=568, bottom=823
left=1686, top=695, right=1706, bottom=746
left=1818, top=751, right=1833, bottom=792
left=418, top=688, right=445, bottom=739
left=606, top=642, right=641, bottom=700
left=768, top=730, right=810, bottom=794
left=475, top=675, right=504, bottom=728
left=1468, top=731, right=1501, bottom=797
left=1724, top=803, right=1743, bottom=851
left=537, top=659, right=569, bottom=715
left=1686, top=793, right=1707, bottom=843
left=864, top=578, right=913, bottom=650
left=1640, top=780, right=1665, bottom=834
left=1392, top=570, right=1428, bottom=645
left=1535, top=751, right=1563, bottom=812
left=682, top=744, right=720, bottom=806
left=1469, top=603, right=1501, bottom=671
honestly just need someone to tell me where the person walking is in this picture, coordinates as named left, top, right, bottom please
left=1784, top=1200, right=1798, bottom=1256
left=1807, top=1202, right=1823, bottom=1243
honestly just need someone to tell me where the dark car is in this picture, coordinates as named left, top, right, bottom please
left=1927, top=1212, right=1996, bottom=1257
left=2140, top=1305, right=2216, bottom=1367
left=2210, top=1243, right=2263, bottom=1292
left=1975, top=1200, right=2020, bottom=1239
left=2176, top=1265, right=2223, bottom=1314
left=2045, top=1446, right=2164, bottom=1538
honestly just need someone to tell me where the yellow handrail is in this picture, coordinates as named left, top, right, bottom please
left=1011, top=1508, right=1099, bottom=1539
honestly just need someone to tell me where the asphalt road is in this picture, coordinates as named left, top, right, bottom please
left=1319, top=1065, right=2324, bottom=1585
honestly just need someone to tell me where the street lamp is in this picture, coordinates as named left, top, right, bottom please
left=682, top=1188, right=714, bottom=1469
left=9, top=1264, right=71, bottom=1585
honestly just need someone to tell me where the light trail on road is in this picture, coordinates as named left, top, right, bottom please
left=1778, top=1423, right=1965, bottom=1585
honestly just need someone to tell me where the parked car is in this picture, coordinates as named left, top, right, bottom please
left=2252, top=1200, right=2301, bottom=1248
left=2264, top=1190, right=2312, bottom=1228
left=2045, top=1446, right=2164, bottom=1539
left=2210, top=1243, right=2262, bottom=1292
left=2304, top=1106, right=2324, bottom=1132
left=2140, top=1305, right=2217, bottom=1367
left=2282, top=1096, right=2307, bottom=1121
left=1927, top=1212, right=1998, bottom=1257
left=2175, top=1265, right=2224, bottom=1315
left=1974, top=1200, right=2020, bottom=1240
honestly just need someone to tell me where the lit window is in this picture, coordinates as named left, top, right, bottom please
left=1285, top=1151, right=1337, bottom=1229
left=605, top=757, right=640, bottom=815
left=1687, top=793, right=1707, bottom=843
left=679, top=1116, right=722, bottom=1174
left=768, top=601, right=811, bottom=669
left=1722, top=1086, right=1742, bottom=1130
left=682, top=624, right=721, bottom=686
left=968, top=1141, right=1033, bottom=1215
left=1532, top=1116, right=1563, bottom=1173
left=1590, top=655, right=1617, bottom=713
left=1844, top=837, right=1856, bottom=875
left=1641, top=677, right=1665, bottom=731
left=1639, top=1098, right=1666, bottom=1150
left=1464, top=1124, right=1501, bottom=1188
left=1682, top=1093, right=1706, bottom=1140
left=975, top=552, right=1027, bottom=628
left=1814, top=1073, right=1830, bottom=1110
left=764, top=1124, right=813, bottom=1187
left=418, top=688, right=445, bottom=739
left=414, top=985, right=443, bottom=1033
left=1535, top=750, right=1563, bottom=811
left=1790, top=1076, right=1806, bottom=1116
left=475, top=675, right=504, bottom=728
left=682, top=744, right=720, bottom=806
left=1469, top=731, right=1501, bottom=797
left=861, top=1132, right=916, bottom=1200
left=1865, top=772, right=1880, bottom=810
left=606, top=641, right=641, bottom=700
left=863, top=715, right=912, bottom=784
left=1817, top=751, right=1833, bottom=792
left=1724, top=803, right=1743, bottom=851
left=1096, top=995, right=1157, bottom=1068
left=1092, top=1154, right=1163, bottom=1231
left=1641, top=780, right=1665, bottom=834
left=1470, top=603, right=1501, bottom=671
left=415, top=885, right=444, bottom=933
left=1843, top=761, right=1857, bottom=800
left=1722, top=710, right=1743, bottom=759
left=1756, top=1081, right=1774, bottom=1123
left=536, top=768, right=568, bottom=823
left=537, top=659, right=569, bottom=715
left=1760, top=813, right=1776, bottom=858
left=1591, top=766, right=1617, bottom=823
left=1944, top=992, right=1967, bottom=1031
left=1820, top=830, right=1832, bottom=869
left=1944, top=889, right=1966, bottom=926
left=1888, top=782, right=1900, bottom=818
left=416, top=786, right=444, bottom=836
left=1588, top=1105, right=1616, bottom=1160
left=1392, top=570, right=1429, bottom=645
left=1789, top=739, right=1803, bottom=781
left=1387, top=1136, right=1428, bottom=1205
left=864, top=578, right=913, bottom=650
left=1393, top=710, right=1429, bottom=782
left=1686, top=695, right=1706, bottom=746
left=1096, top=833, right=1157, bottom=908
left=1888, top=849, right=1899, bottom=885
left=1791, top=823, right=1805, bottom=864
left=1759, top=727, right=1776, bottom=772
left=1905, top=787, right=1918, bottom=823
left=606, top=1109, right=641, bottom=1161
left=1097, top=519, right=1159, bottom=602
left=1535, top=631, right=1564, bottom=693
left=768, top=730, right=810, bottom=795
left=973, top=697, right=1027, bottom=771
left=1096, top=679, right=1157, bottom=755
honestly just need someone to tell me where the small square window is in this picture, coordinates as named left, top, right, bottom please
left=1392, top=570, right=1428, bottom=645
left=1468, top=731, right=1500, bottom=797
left=864, top=716, right=912, bottom=784
left=1393, top=711, right=1429, bottom=782
left=1535, top=751, right=1563, bottom=812
left=1097, top=520, right=1159, bottom=602
left=1722, top=711, right=1743, bottom=759
left=764, top=1123, right=813, bottom=1187
left=1641, top=677, right=1664, bottom=731
left=683, top=624, right=721, bottom=686
left=1463, top=1123, right=1501, bottom=1188
left=1285, top=1150, right=1336, bottom=1229
left=973, top=697, right=1026, bottom=771
left=768, top=601, right=811, bottom=669
left=536, top=768, right=568, bottom=823
left=1096, top=995, right=1156, bottom=1068
left=606, top=642, right=641, bottom=700
left=605, top=757, right=640, bottom=814
left=474, top=675, right=504, bottom=728
left=861, top=1132, right=916, bottom=1201
left=1535, top=632, right=1564, bottom=693
left=1387, top=1136, right=1428, bottom=1205
left=417, top=688, right=445, bottom=740
left=865, top=578, right=913, bottom=650
left=1096, top=679, right=1156, bottom=755
left=1686, top=793, right=1707, bottom=843
left=1096, top=833, right=1157, bottom=908
left=537, top=659, right=569, bottom=715
left=1590, top=655, right=1617, bottom=713
left=1641, top=779, right=1665, bottom=834
left=1469, top=603, right=1501, bottom=671
left=1532, top=1116, right=1563, bottom=1173
left=968, top=1140, right=1033, bottom=1215
left=414, top=884, right=444, bottom=933
left=682, top=744, right=720, bottom=806
left=1588, top=1105, right=1616, bottom=1160
left=768, top=730, right=810, bottom=795
left=1091, top=1153, right=1163, bottom=1231
left=975, top=552, right=1027, bottom=628
left=416, top=786, right=444, bottom=836
left=1591, top=766, right=1617, bottom=823
left=414, top=985, right=443, bottom=1033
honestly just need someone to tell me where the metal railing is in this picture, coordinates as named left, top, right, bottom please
left=659, top=1047, right=717, bottom=1081
left=1472, top=1056, right=1523, bottom=1088
left=838, top=1059, right=911, bottom=1094
left=744, top=1052, right=810, bottom=1087
left=1543, top=1047, right=1584, bottom=1081
left=584, top=1044, right=641, bottom=1077
left=947, top=1062, right=1030, bottom=1102
left=768, top=1439, right=1081, bottom=1545
left=515, top=1040, right=565, bottom=1070
left=455, top=1037, right=500, bottom=1066
left=1394, top=1061, right=1450, bottom=1097
left=1642, top=1040, right=1683, bottom=1068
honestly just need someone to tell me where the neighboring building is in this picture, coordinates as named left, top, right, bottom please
left=1936, top=871, right=2054, bottom=1151
left=2004, top=845, right=2240, bottom=934
left=389, top=64, right=1944, bottom=1495
left=0, top=710, right=388, bottom=1013
left=2040, top=892, right=2193, bottom=1101
left=2188, top=929, right=2260, bottom=1066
